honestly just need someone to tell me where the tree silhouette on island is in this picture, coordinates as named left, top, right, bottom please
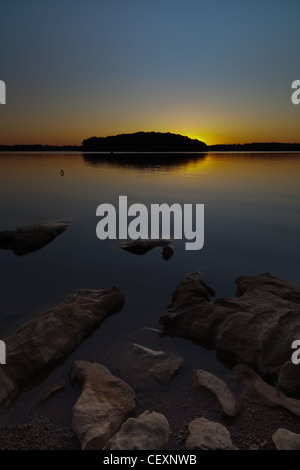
left=82, top=132, right=207, bottom=152
left=1, top=131, right=300, bottom=152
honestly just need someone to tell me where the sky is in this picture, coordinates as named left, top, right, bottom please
left=0, top=0, right=300, bottom=146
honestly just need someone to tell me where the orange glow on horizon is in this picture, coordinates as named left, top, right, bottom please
left=1, top=123, right=300, bottom=148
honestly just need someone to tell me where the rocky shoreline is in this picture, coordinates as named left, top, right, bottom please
left=1, top=393, right=300, bottom=450
left=1, top=271, right=300, bottom=450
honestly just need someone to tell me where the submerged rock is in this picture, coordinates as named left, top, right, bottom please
left=160, top=272, right=300, bottom=392
left=0, top=286, right=124, bottom=412
left=35, top=380, right=66, bottom=406
left=230, top=363, right=300, bottom=416
left=186, top=417, right=238, bottom=450
left=70, top=361, right=136, bottom=450
left=108, top=327, right=183, bottom=389
left=128, top=343, right=183, bottom=386
left=105, top=410, right=170, bottom=450
left=0, top=222, right=68, bottom=255
left=192, top=369, right=241, bottom=417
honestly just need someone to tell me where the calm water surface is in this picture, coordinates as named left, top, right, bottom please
left=0, top=151, right=300, bottom=440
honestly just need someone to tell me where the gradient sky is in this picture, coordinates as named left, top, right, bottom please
left=0, top=0, right=300, bottom=145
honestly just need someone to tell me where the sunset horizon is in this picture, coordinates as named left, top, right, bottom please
left=1, top=1, right=300, bottom=148
left=1, top=129, right=300, bottom=148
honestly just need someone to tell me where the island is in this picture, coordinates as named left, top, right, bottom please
left=82, top=131, right=207, bottom=152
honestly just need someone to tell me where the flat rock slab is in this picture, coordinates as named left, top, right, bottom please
left=192, top=369, right=241, bottom=417
left=0, top=286, right=124, bottom=412
left=160, top=272, right=300, bottom=392
left=70, top=361, right=136, bottom=450
left=186, top=417, right=238, bottom=450
left=272, top=428, right=300, bottom=450
left=230, top=363, right=300, bottom=416
left=0, top=222, right=69, bottom=255
left=105, top=410, right=170, bottom=450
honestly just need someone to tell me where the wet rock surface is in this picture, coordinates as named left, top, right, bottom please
left=0, top=286, right=124, bottom=412
left=70, top=360, right=136, bottom=450
left=160, top=272, right=300, bottom=393
left=126, top=343, right=183, bottom=386
left=108, top=327, right=183, bottom=389
left=0, top=222, right=69, bottom=255
left=34, top=380, right=67, bottom=406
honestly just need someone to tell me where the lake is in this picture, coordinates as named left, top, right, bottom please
left=0, top=151, right=300, bottom=445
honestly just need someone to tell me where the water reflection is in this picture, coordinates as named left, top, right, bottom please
left=83, top=152, right=207, bottom=170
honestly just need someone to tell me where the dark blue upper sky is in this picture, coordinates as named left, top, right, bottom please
left=1, top=0, right=300, bottom=144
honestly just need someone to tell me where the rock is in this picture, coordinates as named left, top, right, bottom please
left=186, top=417, right=238, bottom=450
left=0, top=286, right=124, bottom=412
left=108, top=327, right=183, bottom=389
left=160, top=272, right=300, bottom=392
left=70, top=361, right=136, bottom=450
left=130, top=343, right=183, bottom=386
left=230, top=363, right=300, bottom=416
left=162, top=245, right=174, bottom=260
left=105, top=410, right=170, bottom=450
left=192, top=369, right=241, bottom=417
left=0, top=222, right=68, bottom=255
left=278, top=361, right=300, bottom=395
left=121, top=239, right=172, bottom=256
left=272, top=428, right=300, bottom=450
left=35, top=380, right=66, bottom=406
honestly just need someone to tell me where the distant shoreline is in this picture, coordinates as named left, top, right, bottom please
left=1, top=143, right=300, bottom=152
left=1, top=130, right=300, bottom=153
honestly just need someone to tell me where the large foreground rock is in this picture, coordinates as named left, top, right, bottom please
left=186, top=417, right=238, bottom=450
left=105, top=410, right=170, bottom=450
left=160, top=272, right=300, bottom=392
left=0, top=286, right=124, bottom=412
left=272, top=428, right=300, bottom=450
left=192, top=369, right=241, bottom=417
left=70, top=361, right=136, bottom=450
left=0, top=222, right=68, bottom=255
left=230, top=363, right=300, bottom=416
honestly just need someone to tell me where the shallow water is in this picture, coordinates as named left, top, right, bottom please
left=0, top=151, right=300, bottom=443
